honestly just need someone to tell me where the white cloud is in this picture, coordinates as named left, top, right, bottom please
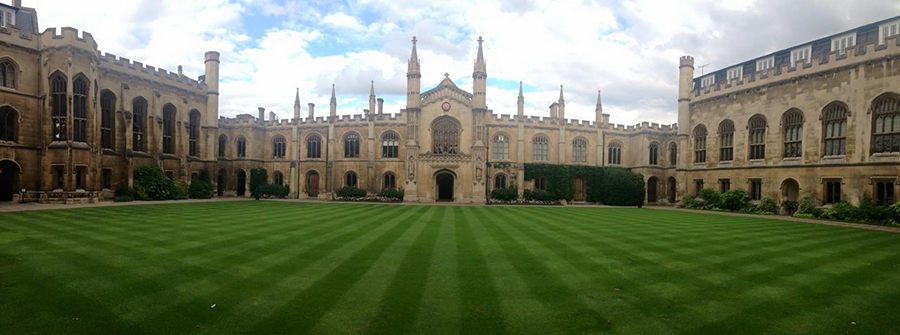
left=28, top=0, right=900, bottom=125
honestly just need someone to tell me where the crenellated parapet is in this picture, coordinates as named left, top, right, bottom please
left=692, top=34, right=900, bottom=103
left=98, top=52, right=207, bottom=95
left=40, top=27, right=98, bottom=52
left=0, top=24, right=38, bottom=49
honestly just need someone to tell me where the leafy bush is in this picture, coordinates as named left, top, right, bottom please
left=738, top=204, right=759, bottom=213
left=891, top=201, right=900, bottom=221
left=258, top=184, right=290, bottom=199
left=114, top=184, right=135, bottom=202
left=336, top=186, right=367, bottom=198
left=599, top=168, right=645, bottom=206
left=697, top=188, right=720, bottom=209
left=856, top=196, right=894, bottom=223
left=189, top=180, right=214, bottom=199
left=377, top=189, right=405, bottom=201
left=720, top=189, right=749, bottom=211
left=524, top=189, right=556, bottom=202
left=133, top=165, right=175, bottom=200
left=824, top=201, right=857, bottom=221
left=490, top=187, right=519, bottom=201
left=172, top=179, right=188, bottom=200
left=793, top=213, right=817, bottom=219
left=798, top=194, right=822, bottom=217
left=782, top=200, right=799, bottom=214
left=250, top=168, right=268, bottom=200
left=757, top=196, right=778, bottom=214
left=679, top=194, right=696, bottom=208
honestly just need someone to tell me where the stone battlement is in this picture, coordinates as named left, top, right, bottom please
left=99, top=52, right=207, bottom=94
left=40, top=27, right=98, bottom=52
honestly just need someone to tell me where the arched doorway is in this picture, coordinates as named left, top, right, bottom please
left=236, top=170, right=247, bottom=196
left=647, top=177, right=658, bottom=203
left=307, top=171, right=319, bottom=197
left=667, top=177, right=677, bottom=203
left=0, top=159, right=20, bottom=201
left=217, top=169, right=226, bottom=196
left=436, top=172, right=454, bottom=201
left=574, top=177, right=585, bottom=202
left=782, top=178, right=800, bottom=202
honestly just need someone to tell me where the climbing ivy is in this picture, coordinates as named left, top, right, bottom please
left=523, top=163, right=644, bottom=206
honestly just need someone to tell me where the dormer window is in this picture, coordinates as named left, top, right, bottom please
left=700, top=75, right=715, bottom=88
left=831, top=33, right=855, bottom=55
left=790, top=45, right=811, bottom=67
left=726, top=67, right=743, bottom=82
left=756, top=57, right=774, bottom=73
left=0, top=9, right=14, bottom=29
left=880, top=20, right=899, bottom=45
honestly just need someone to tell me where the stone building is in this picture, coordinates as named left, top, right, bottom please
left=0, top=0, right=897, bottom=205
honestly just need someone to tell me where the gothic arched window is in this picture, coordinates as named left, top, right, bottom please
left=719, top=120, right=734, bottom=161
left=132, top=97, right=147, bottom=151
left=573, top=137, right=588, bottom=163
left=493, top=133, right=509, bottom=160
left=345, top=171, right=358, bottom=187
left=432, top=117, right=460, bottom=154
left=693, top=125, right=707, bottom=163
left=748, top=114, right=767, bottom=160
left=383, top=172, right=396, bottom=191
left=307, top=133, right=322, bottom=158
left=669, top=142, right=677, bottom=166
left=189, top=110, right=201, bottom=157
left=608, top=141, right=622, bottom=165
left=783, top=109, right=804, bottom=158
left=648, top=142, right=659, bottom=165
left=162, top=104, right=176, bottom=154
left=344, top=132, right=361, bottom=158
left=273, top=135, right=287, bottom=159
left=73, top=76, right=89, bottom=143
left=0, top=61, right=15, bottom=88
left=0, top=106, right=16, bottom=142
left=382, top=131, right=399, bottom=158
left=218, top=135, right=227, bottom=157
left=494, top=174, right=507, bottom=189
left=872, top=94, right=900, bottom=154
left=273, top=171, right=284, bottom=186
left=50, top=73, right=67, bottom=141
left=533, top=135, right=549, bottom=161
left=236, top=137, right=247, bottom=158
left=823, top=102, right=848, bottom=156
left=100, top=90, right=116, bottom=150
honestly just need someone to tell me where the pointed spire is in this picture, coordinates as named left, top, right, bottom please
left=595, top=90, right=603, bottom=112
left=330, top=84, right=336, bottom=105
left=294, top=88, right=300, bottom=106
left=474, top=36, right=486, bottom=74
left=369, top=80, right=375, bottom=97
left=407, top=36, right=420, bottom=75
left=518, top=81, right=523, bottom=97
left=558, top=85, right=565, bottom=103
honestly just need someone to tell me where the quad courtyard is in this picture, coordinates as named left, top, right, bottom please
left=1, top=201, right=899, bottom=334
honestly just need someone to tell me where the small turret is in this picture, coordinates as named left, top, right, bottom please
left=472, top=36, right=487, bottom=110
left=677, top=55, right=695, bottom=135
left=406, top=37, right=421, bottom=110
left=368, top=80, right=376, bottom=115
left=595, top=90, right=609, bottom=124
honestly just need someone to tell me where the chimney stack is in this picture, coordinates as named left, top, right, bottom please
left=308, top=103, right=315, bottom=119
left=258, top=107, right=265, bottom=120
left=11, top=0, right=21, bottom=8
left=269, top=111, right=276, bottom=122
left=377, top=98, right=384, bottom=114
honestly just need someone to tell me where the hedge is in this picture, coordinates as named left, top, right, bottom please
left=523, top=163, right=644, bottom=206
left=336, top=186, right=367, bottom=198
left=250, top=168, right=268, bottom=199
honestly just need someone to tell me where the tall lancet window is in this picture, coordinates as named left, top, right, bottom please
left=432, top=117, right=460, bottom=154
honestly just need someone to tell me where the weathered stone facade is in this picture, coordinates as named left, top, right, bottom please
left=0, top=1, right=897, bottom=205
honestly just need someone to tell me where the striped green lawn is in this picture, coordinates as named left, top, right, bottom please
left=1, top=202, right=899, bottom=335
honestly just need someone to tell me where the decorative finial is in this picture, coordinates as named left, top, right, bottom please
left=412, top=36, right=417, bottom=45
left=477, top=36, right=483, bottom=45
left=444, top=72, right=449, bottom=78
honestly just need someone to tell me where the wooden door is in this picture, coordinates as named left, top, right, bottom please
left=574, top=177, right=584, bottom=202
left=307, top=173, right=319, bottom=197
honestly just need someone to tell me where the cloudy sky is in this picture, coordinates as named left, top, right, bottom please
left=26, top=0, right=900, bottom=125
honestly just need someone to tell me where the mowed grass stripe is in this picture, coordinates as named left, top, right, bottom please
left=243, top=205, right=432, bottom=334
left=408, top=205, right=462, bottom=334
left=474, top=206, right=610, bottom=334
left=363, top=206, right=445, bottom=335
left=135, top=204, right=413, bottom=333
left=455, top=207, right=507, bottom=335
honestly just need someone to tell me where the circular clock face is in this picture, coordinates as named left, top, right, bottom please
left=441, top=102, right=451, bottom=111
